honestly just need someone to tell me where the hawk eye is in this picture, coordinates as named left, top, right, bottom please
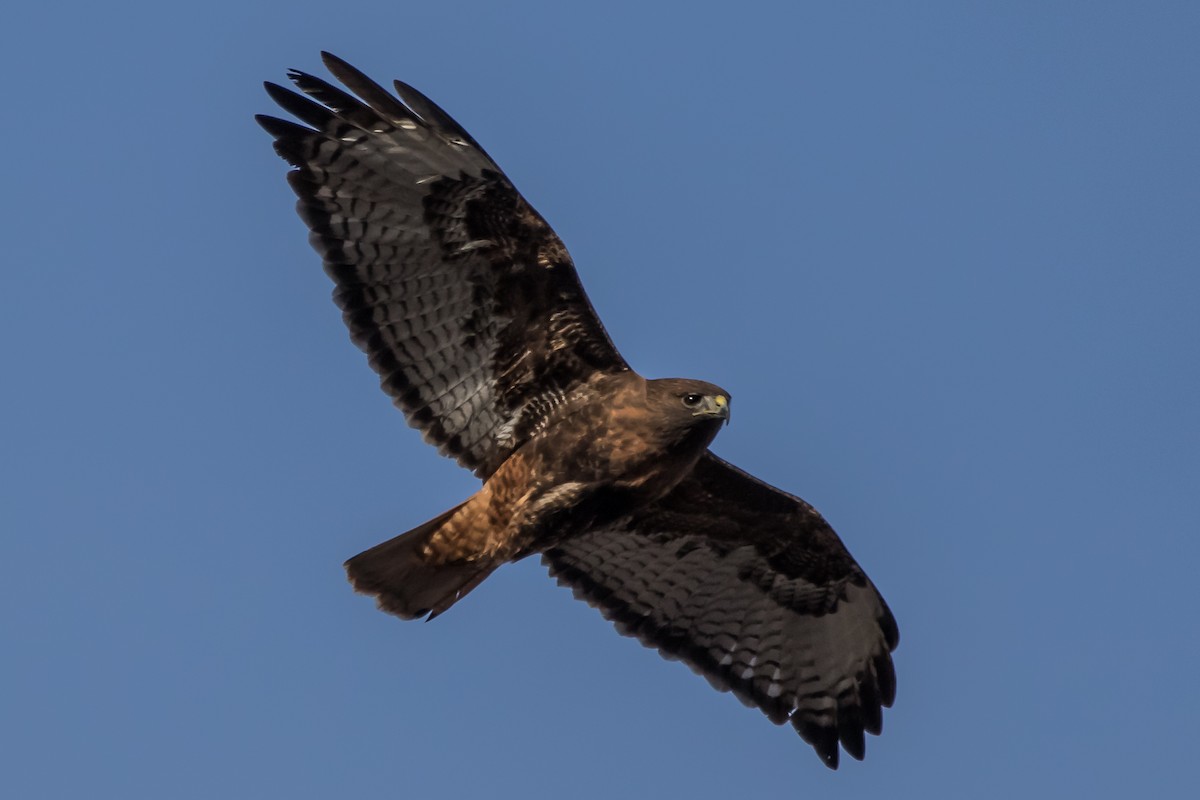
left=682, top=393, right=704, bottom=408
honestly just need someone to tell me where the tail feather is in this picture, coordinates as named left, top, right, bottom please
left=344, top=503, right=495, bottom=620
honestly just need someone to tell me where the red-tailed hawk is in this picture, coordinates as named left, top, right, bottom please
left=259, top=53, right=898, bottom=769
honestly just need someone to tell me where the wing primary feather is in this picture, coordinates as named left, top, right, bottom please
left=287, top=69, right=380, bottom=129
left=263, top=82, right=337, bottom=131
left=392, top=79, right=488, bottom=153
left=320, top=51, right=416, bottom=123
left=837, top=700, right=867, bottom=761
left=255, top=113, right=311, bottom=140
left=792, top=714, right=840, bottom=770
left=875, top=649, right=898, bottom=707
left=256, top=114, right=322, bottom=167
left=859, top=673, right=884, bottom=735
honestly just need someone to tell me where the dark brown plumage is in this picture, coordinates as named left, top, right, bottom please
left=259, top=52, right=898, bottom=769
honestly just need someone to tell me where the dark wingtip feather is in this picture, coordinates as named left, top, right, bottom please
left=254, top=113, right=280, bottom=136
left=392, top=79, right=489, bottom=154
left=254, top=114, right=317, bottom=167
left=255, top=113, right=308, bottom=139
left=837, top=704, right=867, bottom=761
left=880, top=601, right=900, bottom=651
left=321, top=51, right=415, bottom=123
left=876, top=651, right=898, bottom=707
left=264, top=81, right=335, bottom=130
left=793, top=715, right=841, bottom=770
left=285, top=68, right=373, bottom=124
left=859, top=675, right=884, bottom=735
left=320, top=51, right=364, bottom=85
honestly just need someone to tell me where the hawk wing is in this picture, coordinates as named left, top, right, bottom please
left=258, top=53, right=628, bottom=478
left=542, top=452, right=898, bottom=769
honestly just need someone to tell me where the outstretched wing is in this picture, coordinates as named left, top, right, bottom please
left=542, top=453, right=898, bottom=769
left=258, top=53, right=628, bottom=478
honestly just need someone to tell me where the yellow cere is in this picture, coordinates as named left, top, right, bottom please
left=715, top=395, right=728, bottom=408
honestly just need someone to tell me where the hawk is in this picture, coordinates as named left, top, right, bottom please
left=258, top=53, right=898, bottom=768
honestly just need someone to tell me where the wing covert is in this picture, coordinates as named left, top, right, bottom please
left=542, top=453, right=898, bottom=769
left=258, top=53, right=628, bottom=477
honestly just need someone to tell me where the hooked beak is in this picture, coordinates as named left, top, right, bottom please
left=694, top=394, right=731, bottom=425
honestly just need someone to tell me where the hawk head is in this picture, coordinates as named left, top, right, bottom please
left=646, top=378, right=731, bottom=445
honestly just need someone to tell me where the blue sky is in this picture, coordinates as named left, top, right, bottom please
left=3, top=2, right=1198, bottom=797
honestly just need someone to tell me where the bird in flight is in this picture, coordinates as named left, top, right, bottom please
left=258, top=53, right=898, bottom=769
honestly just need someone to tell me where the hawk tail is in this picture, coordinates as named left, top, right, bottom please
left=344, top=503, right=495, bottom=621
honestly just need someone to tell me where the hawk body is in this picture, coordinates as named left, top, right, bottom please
left=347, top=373, right=730, bottom=620
left=260, top=53, right=899, bottom=769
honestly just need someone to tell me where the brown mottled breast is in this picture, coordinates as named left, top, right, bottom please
left=498, top=374, right=729, bottom=552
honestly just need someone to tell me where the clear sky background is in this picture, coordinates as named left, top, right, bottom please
left=3, top=2, right=1198, bottom=798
